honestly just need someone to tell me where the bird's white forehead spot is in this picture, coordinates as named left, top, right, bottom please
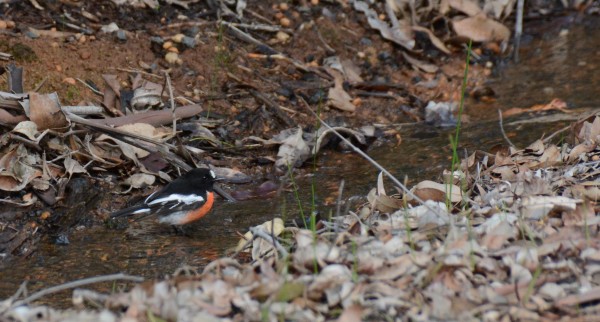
left=209, top=170, right=216, bottom=178
left=148, top=193, right=204, bottom=206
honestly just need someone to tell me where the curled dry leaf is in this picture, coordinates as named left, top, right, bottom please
left=64, top=156, right=88, bottom=176
left=275, top=127, right=310, bottom=169
left=409, top=180, right=462, bottom=203
left=353, top=0, right=415, bottom=50
left=28, top=92, right=69, bottom=130
left=236, top=218, right=284, bottom=255
left=12, top=121, right=39, bottom=141
left=122, top=173, right=155, bottom=189
left=521, top=195, right=580, bottom=220
left=130, top=80, right=163, bottom=109
left=448, top=0, right=482, bottom=16
left=452, top=13, right=510, bottom=42
left=327, top=69, right=356, bottom=112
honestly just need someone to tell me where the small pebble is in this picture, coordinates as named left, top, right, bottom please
left=167, top=46, right=179, bottom=53
left=40, top=211, right=51, bottom=220
left=276, top=31, right=290, bottom=42
left=78, top=35, right=87, bottom=43
left=151, top=36, right=164, bottom=45
left=6, top=20, right=14, bottom=29
left=163, top=41, right=173, bottom=49
left=79, top=50, right=91, bottom=59
left=0, top=21, right=7, bottom=29
left=51, top=42, right=59, bottom=48
left=171, top=33, right=185, bottom=43
left=55, top=234, right=69, bottom=245
left=280, top=17, right=291, bottom=27
left=116, top=30, right=127, bottom=41
left=360, top=38, right=372, bottom=46
left=352, top=97, right=362, bottom=106
left=25, top=30, right=39, bottom=39
left=63, top=77, right=76, bottom=85
left=275, top=12, right=284, bottom=20
left=55, top=65, right=62, bottom=72
left=165, top=52, right=182, bottom=65
left=311, top=0, right=319, bottom=4
left=279, top=2, right=289, bottom=11
left=181, top=36, right=196, bottom=48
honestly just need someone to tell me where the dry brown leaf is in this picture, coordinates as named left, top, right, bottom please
left=410, top=180, right=462, bottom=203
left=337, top=304, right=364, bottom=322
left=448, top=0, right=482, bottom=16
left=64, top=156, right=88, bottom=176
left=12, top=121, right=39, bottom=140
left=28, top=92, right=69, bottom=130
left=328, top=69, right=356, bottom=112
left=353, top=0, right=415, bottom=50
left=412, top=26, right=451, bottom=54
left=521, top=196, right=580, bottom=220
left=402, top=52, right=439, bottom=74
left=452, top=13, right=510, bottom=42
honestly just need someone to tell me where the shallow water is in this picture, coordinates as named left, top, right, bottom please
left=1, top=15, right=599, bottom=304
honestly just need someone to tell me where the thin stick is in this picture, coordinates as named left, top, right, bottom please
left=249, top=226, right=289, bottom=258
left=543, top=125, right=570, bottom=143
left=335, top=179, right=345, bottom=218
left=498, top=109, right=516, bottom=148
left=33, top=76, right=48, bottom=92
left=12, top=273, right=143, bottom=307
left=164, top=71, right=177, bottom=137
left=76, top=78, right=104, bottom=96
left=514, top=0, right=524, bottom=63
left=299, top=97, right=435, bottom=212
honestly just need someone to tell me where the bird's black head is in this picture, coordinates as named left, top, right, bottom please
left=187, top=168, right=217, bottom=187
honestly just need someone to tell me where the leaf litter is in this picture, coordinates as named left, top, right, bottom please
left=2, top=112, right=600, bottom=320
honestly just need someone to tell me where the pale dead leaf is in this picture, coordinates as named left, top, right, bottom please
left=64, top=157, right=88, bottom=176
left=275, top=127, right=310, bottom=169
left=353, top=0, right=415, bottom=50
left=28, top=92, right=69, bottom=130
left=402, top=52, right=439, bottom=73
left=410, top=180, right=462, bottom=203
left=12, top=121, right=39, bottom=140
left=452, top=13, right=510, bottom=42
left=328, top=69, right=356, bottom=112
left=521, top=196, right=580, bottom=220
left=448, top=0, right=482, bottom=16
left=123, top=173, right=155, bottom=189
left=412, top=26, right=451, bottom=54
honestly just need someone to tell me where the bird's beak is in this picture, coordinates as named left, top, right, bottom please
left=213, top=182, right=236, bottom=202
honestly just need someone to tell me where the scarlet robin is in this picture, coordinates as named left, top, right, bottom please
left=111, top=168, right=224, bottom=226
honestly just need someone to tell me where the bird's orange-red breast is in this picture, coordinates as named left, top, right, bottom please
left=111, top=168, right=217, bottom=226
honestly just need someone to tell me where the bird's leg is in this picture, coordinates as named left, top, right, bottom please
left=171, top=225, right=187, bottom=235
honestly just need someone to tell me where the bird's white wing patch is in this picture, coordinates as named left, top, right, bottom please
left=132, top=208, right=151, bottom=214
left=209, top=170, right=216, bottom=178
left=147, top=193, right=204, bottom=206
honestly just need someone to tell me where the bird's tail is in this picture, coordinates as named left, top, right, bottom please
left=110, top=205, right=150, bottom=218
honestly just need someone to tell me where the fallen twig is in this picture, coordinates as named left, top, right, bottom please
left=249, top=226, right=289, bottom=258
left=299, top=97, right=435, bottom=212
left=11, top=273, right=143, bottom=307
left=498, top=109, right=516, bottom=148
